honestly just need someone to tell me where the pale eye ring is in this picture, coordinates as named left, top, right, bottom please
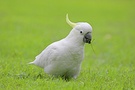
left=80, top=31, right=83, bottom=34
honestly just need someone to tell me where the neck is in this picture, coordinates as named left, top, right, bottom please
left=64, top=29, right=85, bottom=46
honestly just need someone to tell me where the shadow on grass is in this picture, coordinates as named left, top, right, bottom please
left=11, top=72, right=72, bottom=82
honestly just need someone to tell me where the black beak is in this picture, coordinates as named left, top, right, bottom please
left=83, top=32, right=92, bottom=44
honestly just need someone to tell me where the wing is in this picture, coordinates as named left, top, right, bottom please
left=32, top=42, right=60, bottom=68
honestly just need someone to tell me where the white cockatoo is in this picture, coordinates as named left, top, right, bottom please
left=29, top=14, right=92, bottom=79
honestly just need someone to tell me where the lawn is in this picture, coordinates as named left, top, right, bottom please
left=0, top=0, right=135, bottom=90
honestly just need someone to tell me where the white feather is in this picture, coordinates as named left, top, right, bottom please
left=29, top=15, right=92, bottom=79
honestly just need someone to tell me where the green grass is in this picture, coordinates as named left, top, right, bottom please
left=0, top=0, right=135, bottom=89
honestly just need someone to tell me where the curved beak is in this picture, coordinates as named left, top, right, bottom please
left=83, top=32, right=92, bottom=44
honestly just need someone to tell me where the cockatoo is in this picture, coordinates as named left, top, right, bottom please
left=29, top=14, right=92, bottom=79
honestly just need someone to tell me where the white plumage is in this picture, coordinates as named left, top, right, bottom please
left=29, top=14, right=92, bottom=79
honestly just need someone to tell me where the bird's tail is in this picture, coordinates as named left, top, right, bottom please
left=28, top=62, right=34, bottom=65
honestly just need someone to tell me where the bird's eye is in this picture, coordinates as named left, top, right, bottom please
left=80, top=31, right=83, bottom=34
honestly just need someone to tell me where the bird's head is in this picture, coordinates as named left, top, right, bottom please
left=66, top=14, right=92, bottom=44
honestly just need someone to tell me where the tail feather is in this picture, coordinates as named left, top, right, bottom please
left=28, top=62, right=34, bottom=65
